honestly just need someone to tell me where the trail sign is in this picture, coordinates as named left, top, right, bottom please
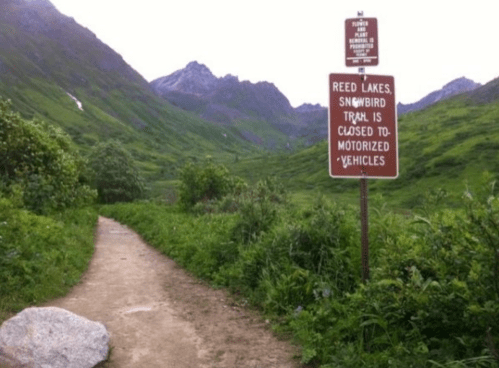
left=345, top=17, right=378, bottom=66
left=329, top=73, right=398, bottom=178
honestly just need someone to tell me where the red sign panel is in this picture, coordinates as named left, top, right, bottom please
left=329, top=73, right=398, bottom=178
left=345, top=17, right=378, bottom=67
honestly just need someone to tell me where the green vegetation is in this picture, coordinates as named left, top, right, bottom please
left=0, top=98, right=98, bottom=323
left=0, top=1, right=269, bottom=198
left=178, top=160, right=247, bottom=209
left=90, top=140, right=145, bottom=203
left=227, top=96, right=499, bottom=209
left=2, top=3, right=499, bottom=364
left=101, top=163, right=498, bottom=367
left=0, top=98, right=96, bottom=214
left=0, top=201, right=97, bottom=322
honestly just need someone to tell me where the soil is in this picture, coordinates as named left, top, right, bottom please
left=44, top=217, right=303, bottom=368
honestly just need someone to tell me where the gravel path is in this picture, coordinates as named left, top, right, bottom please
left=44, top=217, right=301, bottom=368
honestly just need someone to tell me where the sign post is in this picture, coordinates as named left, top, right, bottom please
left=329, top=12, right=398, bottom=283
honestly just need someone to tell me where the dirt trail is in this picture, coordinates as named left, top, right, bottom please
left=44, top=217, right=301, bottom=368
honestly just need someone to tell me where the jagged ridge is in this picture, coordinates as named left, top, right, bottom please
left=397, top=77, right=481, bottom=115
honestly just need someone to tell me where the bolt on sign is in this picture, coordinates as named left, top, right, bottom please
left=329, top=73, right=398, bottom=178
left=345, top=17, right=378, bottom=67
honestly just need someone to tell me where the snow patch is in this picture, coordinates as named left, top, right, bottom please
left=66, top=92, right=84, bottom=111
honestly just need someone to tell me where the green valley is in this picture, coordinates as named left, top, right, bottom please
left=228, top=91, right=499, bottom=209
left=1, top=0, right=498, bottom=366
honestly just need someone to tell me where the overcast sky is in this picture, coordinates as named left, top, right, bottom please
left=48, top=0, right=499, bottom=108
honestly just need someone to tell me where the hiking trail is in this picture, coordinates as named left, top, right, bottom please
left=44, top=217, right=301, bottom=368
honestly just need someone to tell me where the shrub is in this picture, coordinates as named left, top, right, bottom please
left=178, top=159, right=246, bottom=209
left=90, top=140, right=145, bottom=203
left=0, top=197, right=97, bottom=317
left=0, top=97, right=96, bottom=213
left=230, top=177, right=286, bottom=243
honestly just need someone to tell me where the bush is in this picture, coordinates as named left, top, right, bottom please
left=98, top=182, right=499, bottom=367
left=178, top=159, right=246, bottom=209
left=0, top=97, right=96, bottom=213
left=90, top=140, right=145, bottom=203
left=0, top=197, right=98, bottom=318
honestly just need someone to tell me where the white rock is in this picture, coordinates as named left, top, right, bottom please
left=0, top=307, right=109, bottom=368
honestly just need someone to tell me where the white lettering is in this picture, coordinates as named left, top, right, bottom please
left=339, top=97, right=386, bottom=108
left=332, top=81, right=357, bottom=93
left=338, top=126, right=374, bottom=137
left=343, top=111, right=369, bottom=122
left=337, top=140, right=390, bottom=152
left=362, top=83, right=391, bottom=94
left=339, top=155, right=386, bottom=167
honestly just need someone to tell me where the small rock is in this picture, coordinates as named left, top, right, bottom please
left=0, top=307, right=109, bottom=368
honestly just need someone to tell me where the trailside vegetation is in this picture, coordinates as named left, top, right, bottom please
left=0, top=97, right=98, bottom=322
left=0, top=98, right=96, bottom=214
left=101, top=162, right=498, bottom=368
left=90, top=139, right=145, bottom=204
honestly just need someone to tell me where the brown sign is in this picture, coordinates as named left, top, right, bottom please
left=329, top=73, right=398, bottom=178
left=345, top=17, right=378, bottom=67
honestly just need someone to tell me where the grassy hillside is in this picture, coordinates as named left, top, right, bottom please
left=0, top=0, right=266, bottom=196
left=228, top=91, right=499, bottom=208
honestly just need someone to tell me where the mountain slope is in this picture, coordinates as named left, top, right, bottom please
left=229, top=79, right=499, bottom=208
left=469, top=76, right=499, bottom=104
left=0, top=0, right=262, bottom=191
left=151, top=62, right=327, bottom=147
left=397, top=77, right=481, bottom=115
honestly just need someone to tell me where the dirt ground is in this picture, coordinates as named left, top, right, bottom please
left=44, top=217, right=303, bottom=368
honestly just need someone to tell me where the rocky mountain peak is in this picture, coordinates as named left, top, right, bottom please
left=23, top=0, right=55, bottom=8
left=295, top=103, right=325, bottom=113
left=442, top=77, right=481, bottom=93
left=150, top=61, right=218, bottom=96
left=221, top=74, right=239, bottom=83
left=398, top=76, right=481, bottom=115
left=185, top=61, right=210, bottom=73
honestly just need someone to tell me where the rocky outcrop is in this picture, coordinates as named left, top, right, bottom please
left=295, top=103, right=328, bottom=144
left=151, top=61, right=218, bottom=96
left=150, top=61, right=318, bottom=140
left=469, top=76, right=499, bottom=104
left=398, top=77, right=481, bottom=115
left=295, top=103, right=324, bottom=114
left=151, top=61, right=295, bottom=122
left=0, top=307, right=109, bottom=368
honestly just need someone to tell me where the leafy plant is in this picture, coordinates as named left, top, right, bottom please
left=0, top=97, right=96, bottom=213
left=178, top=159, right=246, bottom=210
left=90, top=139, right=145, bottom=203
left=0, top=197, right=98, bottom=320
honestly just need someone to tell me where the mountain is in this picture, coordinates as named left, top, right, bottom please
left=397, top=77, right=481, bottom=115
left=294, top=103, right=328, bottom=144
left=230, top=86, right=499, bottom=208
left=0, top=0, right=262, bottom=193
left=469, top=76, right=499, bottom=104
left=151, top=62, right=327, bottom=146
left=151, top=62, right=295, bottom=123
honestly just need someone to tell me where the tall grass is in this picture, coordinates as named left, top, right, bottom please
left=0, top=198, right=98, bottom=323
left=100, top=183, right=498, bottom=367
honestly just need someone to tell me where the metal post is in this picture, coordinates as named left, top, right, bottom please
left=359, top=57, right=369, bottom=283
left=360, top=176, right=369, bottom=282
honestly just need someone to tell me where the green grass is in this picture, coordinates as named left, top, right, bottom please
left=0, top=200, right=98, bottom=324
left=99, top=180, right=499, bottom=368
left=0, top=4, right=271, bottom=193
left=227, top=96, right=499, bottom=209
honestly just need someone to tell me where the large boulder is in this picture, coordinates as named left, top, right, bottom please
left=0, top=307, right=109, bottom=368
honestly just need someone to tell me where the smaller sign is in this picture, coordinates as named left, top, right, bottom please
left=345, top=17, right=378, bottom=67
left=329, top=73, right=398, bottom=178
